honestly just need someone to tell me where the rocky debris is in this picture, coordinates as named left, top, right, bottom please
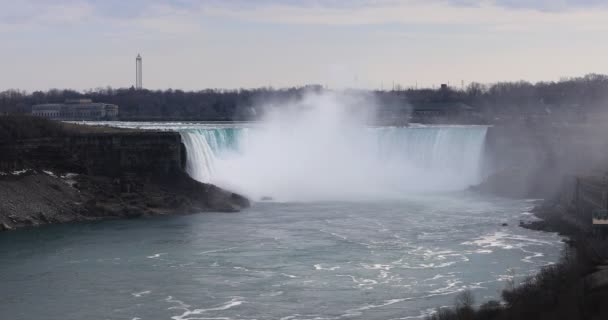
left=0, top=171, right=85, bottom=230
left=0, top=170, right=250, bottom=231
left=587, top=268, right=608, bottom=291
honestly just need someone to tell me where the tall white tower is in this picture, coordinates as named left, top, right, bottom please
left=136, top=54, right=142, bottom=89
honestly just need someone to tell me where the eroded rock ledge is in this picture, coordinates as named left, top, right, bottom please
left=0, top=116, right=249, bottom=231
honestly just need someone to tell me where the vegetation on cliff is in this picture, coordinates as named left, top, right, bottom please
left=0, top=114, right=129, bottom=142
left=0, top=115, right=67, bottom=141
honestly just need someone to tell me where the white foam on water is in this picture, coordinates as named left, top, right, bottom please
left=279, top=314, right=334, bottom=320
left=390, top=308, right=440, bottom=320
left=521, top=249, right=545, bottom=263
left=314, top=264, right=340, bottom=271
left=131, top=290, right=151, bottom=298
left=353, top=298, right=410, bottom=311
left=146, top=253, right=167, bottom=259
left=423, top=274, right=453, bottom=282
left=197, top=247, right=239, bottom=255
left=233, top=266, right=250, bottom=271
left=260, top=291, right=284, bottom=297
left=336, top=274, right=379, bottom=288
left=427, top=279, right=463, bottom=294
left=462, top=232, right=559, bottom=253
left=496, top=274, right=514, bottom=282
left=360, top=263, right=392, bottom=271
left=166, top=296, right=244, bottom=320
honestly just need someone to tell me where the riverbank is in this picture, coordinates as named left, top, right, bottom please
left=0, top=116, right=249, bottom=231
left=425, top=199, right=608, bottom=320
left=436, top=120, right=608, bottom=319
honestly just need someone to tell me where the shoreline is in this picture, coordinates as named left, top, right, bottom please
left=426, top=198, right=608, bottom=319
left=519, top=204, right=581, bottom=243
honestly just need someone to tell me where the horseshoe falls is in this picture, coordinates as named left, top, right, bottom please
left=180, top=126, right=488, bottom=201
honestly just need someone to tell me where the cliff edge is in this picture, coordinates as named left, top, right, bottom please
left=0, top=116, right=249, bottom=231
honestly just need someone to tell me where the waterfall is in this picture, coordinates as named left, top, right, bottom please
left=180, top=126, right=488, bottom=201
left=180, top=128, right=248, bottom=182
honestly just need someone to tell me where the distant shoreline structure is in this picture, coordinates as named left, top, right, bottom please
left=32, top=98, right=118, bottom=121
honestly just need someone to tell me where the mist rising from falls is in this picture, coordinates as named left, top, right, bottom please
left=180, top=92, right=487, bottom=201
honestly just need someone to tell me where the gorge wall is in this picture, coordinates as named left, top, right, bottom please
left=478, top=123, right=608, bottom=199
left=0, top=132, right=186, bottom=177
left=0, top=121, right=249, bottom=231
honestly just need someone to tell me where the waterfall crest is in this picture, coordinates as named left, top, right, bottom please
left=180, top=126, right=487, bottom=201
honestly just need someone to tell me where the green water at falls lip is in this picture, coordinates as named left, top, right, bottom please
left=0, top=194, right=563, bottom=320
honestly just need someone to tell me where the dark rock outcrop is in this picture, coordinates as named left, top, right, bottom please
left=0, top=132, right=184, bottom=176
left=0, top=118, right=249, bottom=231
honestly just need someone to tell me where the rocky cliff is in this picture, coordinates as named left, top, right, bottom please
left=0, top=117, right=249, bottom=231
left=474, top=123, right=608, bottom=199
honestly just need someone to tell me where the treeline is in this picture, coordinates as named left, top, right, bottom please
left=2, top=74, right=608, bottom=122
left=0, top=115, right=67, bottom=141
left=0, top=115, right=128, bottom=143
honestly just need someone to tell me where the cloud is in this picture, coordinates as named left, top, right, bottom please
left=175, top=0, right=608, bottom=12
left=0, top=0, right=204, bottom=35
left=444, top=0, right=608, bottom=12
left=1, top=0, right=606, bottom=41
left=193, top=0, right=608, bottom=33
left=493, top=0, right=608, bottom=12
left=0, top=0, right=94, bottom=27
left=3, top=0, right=608, bottom=31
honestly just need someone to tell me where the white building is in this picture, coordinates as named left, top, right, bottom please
left=32, top=99, right=119, bottom=120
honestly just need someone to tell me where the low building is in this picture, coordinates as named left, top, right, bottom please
left=410, top=102, right=474, bottom=123
left=32, top=99, right=118, bottom=120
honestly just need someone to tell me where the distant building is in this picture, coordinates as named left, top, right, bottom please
left=411, top=102, right=474, bottom=123
left=32, top=99, right=119, bottom=120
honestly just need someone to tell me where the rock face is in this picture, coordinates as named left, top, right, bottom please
left=0, top=132, right=185, bottom=176
left=0, top=126, right=249, bottom=231
left=474, top=123, right=608, bottom=199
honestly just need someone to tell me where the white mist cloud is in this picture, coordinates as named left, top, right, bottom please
left=207, top=91, right=486, bottom=201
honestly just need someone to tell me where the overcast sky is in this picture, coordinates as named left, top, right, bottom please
left=1, top=0, right=607, bottom=91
